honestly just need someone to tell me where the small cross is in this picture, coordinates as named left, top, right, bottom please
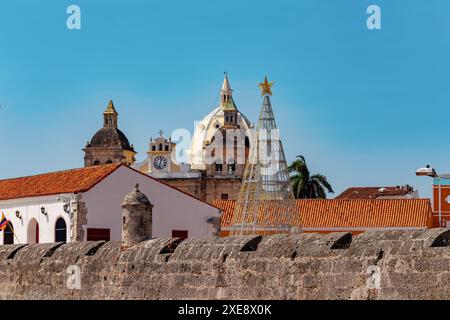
left=158, top=130, right=164, bottom=137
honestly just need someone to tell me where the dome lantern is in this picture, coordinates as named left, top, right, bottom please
left=103, top=100, right=118, bottom=128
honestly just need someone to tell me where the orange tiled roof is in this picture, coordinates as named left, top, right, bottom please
left=0, top=164, right=121, bottom=201
left=214, top=199, right=433, bottom=230
left=336, top=186, right=414, bottom=199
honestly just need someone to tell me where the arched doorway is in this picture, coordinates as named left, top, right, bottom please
left=4, top=222, right=14, bottom=245
left=55, top=218, right=67, bottom=243
left=27, top=218, right=39, bottom=244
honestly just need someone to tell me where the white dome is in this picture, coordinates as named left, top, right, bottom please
left=189, top=104, right=253, bottom=170
left=188, top=74, right=254, bottom=170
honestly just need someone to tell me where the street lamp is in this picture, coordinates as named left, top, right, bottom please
left=415, top=165, right=436, bottom=177
left=416, top=165, right=444, bottom=228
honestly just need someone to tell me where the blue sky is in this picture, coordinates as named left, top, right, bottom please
left=0, top=0, right=449, bottom=198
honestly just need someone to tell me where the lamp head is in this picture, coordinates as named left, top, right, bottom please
left=416, top=165, right=437, bottom=177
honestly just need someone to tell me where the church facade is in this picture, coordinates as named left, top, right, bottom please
left=134, top=74, right=253, bottom=203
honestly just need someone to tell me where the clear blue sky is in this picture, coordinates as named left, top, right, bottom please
left=0, top=0, right=449, bottom=199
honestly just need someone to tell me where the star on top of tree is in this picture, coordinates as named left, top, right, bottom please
left=258, top=76, right=274, bottom=96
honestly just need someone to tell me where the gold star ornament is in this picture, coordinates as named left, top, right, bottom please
left=258, top=76, right=274, bottom=96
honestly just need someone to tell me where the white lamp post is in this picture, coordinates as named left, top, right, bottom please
left=416, top=165, right=444, bottom=227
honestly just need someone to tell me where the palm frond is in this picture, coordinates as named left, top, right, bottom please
left=289, top=156, right=334, bottom=199
left=311, top=174, right=334, bottom=193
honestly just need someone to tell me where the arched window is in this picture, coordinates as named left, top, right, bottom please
left=4, top=222, right=14, bottom=245
left=152, top=146, right=156, bottom=151
left=55, top=218, right=67, bottom=243
left=165, top=145, right=169, bottom=151
left=106, top=159, right=113, bottom=164
left=93, top=160, right=100, bottom=165
left=159, top=144, right=163, bottom=151
left=245, top=136, right=250, bottom=148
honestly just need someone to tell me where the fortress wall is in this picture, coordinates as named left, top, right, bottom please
left=0, top=229, right=449, bottom=299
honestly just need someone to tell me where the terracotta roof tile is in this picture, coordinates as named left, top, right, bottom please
left=214, top=199, right=433, bottom=231
left=336, top=186, right=415, bottom=199
left=0, top=164, right=121, bottom=201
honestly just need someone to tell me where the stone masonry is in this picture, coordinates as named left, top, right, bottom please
left=121, top=184, right=153, bottom=246
left=69, top=199, right=87, bottom=242
left=1, top=228, right=450, bottom=299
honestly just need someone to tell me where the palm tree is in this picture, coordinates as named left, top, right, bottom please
left=288, top=155, right=334, bottom=199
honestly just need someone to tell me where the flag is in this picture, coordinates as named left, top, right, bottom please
left=0, top=213, right=8, bottom=231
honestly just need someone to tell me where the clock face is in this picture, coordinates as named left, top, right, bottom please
left=153, top=156, right=167, bottom=170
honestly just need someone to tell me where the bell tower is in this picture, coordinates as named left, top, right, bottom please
left=147, top=130, right=179, bottom=175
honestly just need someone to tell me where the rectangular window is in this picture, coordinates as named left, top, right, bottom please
left=221, top=193, right=229, bottom=200
left=172, top=230, right=188, bottom=239
left=87, top=228, right=110, bottom=241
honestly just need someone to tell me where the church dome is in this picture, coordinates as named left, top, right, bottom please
left=88, top=127, right=135, bottom=151
left=189, top=75, right=253, bottom=170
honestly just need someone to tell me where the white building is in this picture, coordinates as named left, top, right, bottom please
left=0, top=164, right=221, bottom=244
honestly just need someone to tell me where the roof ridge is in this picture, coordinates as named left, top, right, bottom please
left=0, top=163, right=120, bottom=182
left=0, top=164, right=122, bottom=201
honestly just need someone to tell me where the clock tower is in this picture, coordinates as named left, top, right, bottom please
left=147, top=131, right=179, bottom=175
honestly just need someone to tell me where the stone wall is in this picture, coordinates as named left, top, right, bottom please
left=1, top=228, right=450, bottom=299
left=70, top=200, right=87, bottom=242
left=204, top=178, right=242, bottom=203
left=163, top=178, right=206, bottom=201
left=163, top=177, right=242, bottom=204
